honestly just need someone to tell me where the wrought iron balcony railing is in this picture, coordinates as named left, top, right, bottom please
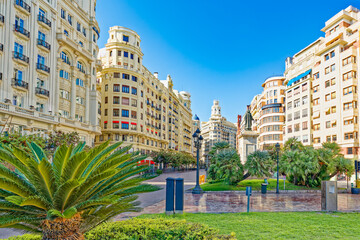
left=14, top=0, right=31, bottom=13
left=13, top=51, right=29, bottom=63
left=12, top=78, right=28, bottom=90
left=14, top=24, right=30, bottom=38
left=38, top=15, right=51, bottom=27
left=37, top=39, right=51, bottom=50
left=35, top=87, right=49, bottom=97
left=36, top=63, right=50, bottom=73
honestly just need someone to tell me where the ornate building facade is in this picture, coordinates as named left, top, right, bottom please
left=0, top=0, right=101, bottom=145
left=96, top=26, right=193, bottom=155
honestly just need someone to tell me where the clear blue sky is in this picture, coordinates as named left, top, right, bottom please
left=97, top=0, right=357, bottom=123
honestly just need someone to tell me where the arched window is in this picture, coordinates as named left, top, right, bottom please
left=77, top=61, right=85, bottom=73
left=110, top=51, right=112, bottom=57
left=60, top=51, right=70, bottom=65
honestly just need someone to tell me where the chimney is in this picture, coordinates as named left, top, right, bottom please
left=154, top=72, right=158, bottom=79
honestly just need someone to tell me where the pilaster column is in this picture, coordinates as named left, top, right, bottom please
left=85, top=76, right=90, bottom=123
left=70, top=66, right=76, bottom=119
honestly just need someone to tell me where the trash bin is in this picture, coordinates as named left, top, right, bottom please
left=261, top=183, right=267, bottom=194
left=356, top=180, right=360, bottom=188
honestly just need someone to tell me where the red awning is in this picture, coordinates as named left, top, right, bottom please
left=131, top=122, right=137, bottom=125
left=104, top=121, right=108, bottom=123
left=121, top=121, right=129, bottom=124
left=113, top=121, right=119, bottom=123
left=138, top=159, right=155, bottom=165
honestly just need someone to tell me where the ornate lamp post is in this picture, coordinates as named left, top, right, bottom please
left=192, top=128, right=203, bottom=194
left=275, top=142, right=280, bottom=194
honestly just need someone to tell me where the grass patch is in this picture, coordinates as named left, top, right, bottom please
left=140, top=212, right=360, bottom=239
left=201, top=179, right=319, bottom=191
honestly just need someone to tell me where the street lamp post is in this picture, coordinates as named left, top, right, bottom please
left=192, top=128, right=203, bottom=194
left=275, top=142, right=280, bottom=194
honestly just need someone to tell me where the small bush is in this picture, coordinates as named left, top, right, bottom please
left=7, top=234, right=41, bottom=240
left=85, top=218, right=234, bottom=240
left=7, top=218, right=235, bottom=240
left=156, top=169, right=163, bottom=175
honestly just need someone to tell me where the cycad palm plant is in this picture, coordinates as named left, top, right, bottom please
left=0, top=141, right=158, bottom=239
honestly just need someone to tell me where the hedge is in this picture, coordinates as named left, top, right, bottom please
left=7, top=218, right=235, bottom=240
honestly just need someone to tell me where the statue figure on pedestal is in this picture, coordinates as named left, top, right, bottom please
left=244, top=105, right=253, bottom=131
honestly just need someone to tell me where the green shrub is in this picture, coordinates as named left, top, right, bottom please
left=7, top=234, right=41, bottom=240
left=85, top=218, right=234, bottom=240
left=156, top=169, right=163, bottom=175
left=7, top=218, right=235, bottom=240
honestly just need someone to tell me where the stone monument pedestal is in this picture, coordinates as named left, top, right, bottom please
left=238, top=130, right=259, bottom=164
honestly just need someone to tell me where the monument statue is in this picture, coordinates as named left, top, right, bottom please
left=244, top=105, right=253, bottom=131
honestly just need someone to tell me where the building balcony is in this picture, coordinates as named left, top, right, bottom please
left=35, top=87, right=49, bottom=98
left=0, top=14, right=3, bottom=25
left=14, top=0, right=31, bottom=14
left=13, top=51, right=29, bottom=64
left=14, top=25, right=30, bottom=39
left=36, top=63, right=50, bottom=74
left=38, top=15, right=51, bottom=28
left=37, top=39, right=51, bottom=51
left=12, top=78, right=28, bottom=91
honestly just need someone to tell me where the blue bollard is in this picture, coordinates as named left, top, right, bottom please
left=246, top=186, right=252, bottom=213
left=165, top=178, right=175, bottom=215
left=175, top=178, right=184, bottom=214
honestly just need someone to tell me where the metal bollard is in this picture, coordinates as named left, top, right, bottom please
left=165, top=178, right=175, bottom=215
left=246, top=186, right=252, bottom=213
left=175, top=178, right=184, bottom=214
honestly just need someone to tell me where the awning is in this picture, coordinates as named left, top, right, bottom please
left=138, top=157, right=155, bottom=166
left=113, top=121, right=119, bottom=123
left=131, top=122, right=137, bottom=125
left=287, top=69, right=312, bottom=86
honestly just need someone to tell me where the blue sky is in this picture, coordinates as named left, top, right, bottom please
left=97, top=0, right=357, bottom=123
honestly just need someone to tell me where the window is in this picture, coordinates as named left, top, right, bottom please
left=326, top=121, right=331, bottom=128
left=331, top=64, right=335, bottom=72
left=77, top=61, right=85, bottom=73
left=131, top=87, right=137, bottom=95
left=60, top=90, right=70, bottom=100
left=325, top=94, right=330, bottom=101
left=314, top=72, right=320, bottom=79
left=117, top=51, right=121, bottom=56
left=343, top=71, right=356, bottom=81
left=130, top=53, right=134, bottom=59
left=113, top=109, right=119, bottom=116
left=302, top=96, right=308, bottom=105
left=313, top=98, right=319, bottom=106
left=105, top=84, right=108, bottom=91
left=131, top=111, right=137, bottom=119
left=113, top=122, right=119, bottom=129
left=76, top=78, right=84, bottom=87
left=113, top=84, right=120, bottom=92
left=131, top=99, right=137, bottom=107
left=38, top=31, right=46, bottom=41
left=121, top=122, right=129, bottom=129
left=294, top=123, right=300, bottom=132
left=61, top=9, right=66, bottom=19
left=104, top=109, right=108, bottom=116
left=294, top=99, right=300, bottom=108
left=347, top=147, right=353, bottom=155
left=59, top=70, right=69, bottom=80
left=287, top=102, right=292, bottom=110
left=344, top=119, right=354, bottom=125
left=314, top=137, right=321, bottom=144
left=302, top=83, right=308, bottom=92
left=313, top=85, right=319, bottom=93
left=77, top=22, right=81, bottom=31
left=122, top=97, right=129, bottom=105
left=302, top=109, right=308, bottom=117
left=294, top=111, right=300, bottom=120
left=344, top=101, right=357, bottom=110
left=287, top=126, right=292, bottom=133
left=82, top=27, right=86, bottom=37
left=122, top=85, right=129, bottom=93
left=113, top=96, right=120, bottom=104
left=60, top=51, right=70, bottom=64
left=121, top=109, right=129, bottom=118
left=68, top=14, right=72, bottom=25
left=314, top=124, right=320, bottom=131
left=122, top=73, right=130, bottom=79
left=302, top=121, right=308, bottom=130
left=303, top=134, right=309, bottom=143
left=114, top=72, right=120, bottom=78
left=345, top=132, right=355, bottom=140
left=124, top=51, right=129, bottom=58
left=64, top=30, right=69, bottom=36
left=344, top=86, right=356, bottom=95
left=343, top=56, right=356, bottom=66
left=331, top=106, right=336, bottom=114
left=132, top=76, right=137, bottom=82
left=76, top=96, right=84, bottom=105
left=123, top=35, right=129, bottom=42
left=331, top=78, right=336, bottom=85
left=325, top=80, right=330, bottom=88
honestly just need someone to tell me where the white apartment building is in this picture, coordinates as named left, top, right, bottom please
left=284, top=39, right=321, bottom=145
left=201, top=100, right=237, bottom=160
left=0, top=0, right=101, bottom=145
left=285, top=5, right=360, bottom=158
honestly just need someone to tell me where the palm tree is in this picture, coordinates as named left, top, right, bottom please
left=243, top=151, right=272, bottom=180
left=0, top=141, right=158, bottom=239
